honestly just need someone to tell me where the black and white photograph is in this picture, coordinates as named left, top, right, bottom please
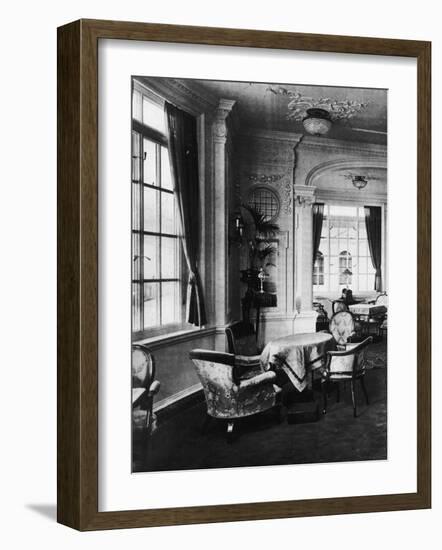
left=131, top=76, right=388, bottom=473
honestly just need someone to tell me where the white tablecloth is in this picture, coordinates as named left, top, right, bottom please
left=260, top=332, right=333, bottom=392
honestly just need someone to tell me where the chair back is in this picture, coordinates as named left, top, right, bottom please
left=189, top=350, right=236, bottom=418
left=333, top=300, right=349, bottom=314
left=376, top=293, right=388, bottom=307
left=132, top=345, right=155, bottom=389
left=328, top=337, right=372, bottom=378
left=329, top=311, right=355, bottom=346
left=225, top=321, right=259, bottom=355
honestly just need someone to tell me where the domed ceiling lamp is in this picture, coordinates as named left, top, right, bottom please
left=351, top=175, right=368, bottom=190
left=302, top=108, right=333, bottom=136
left=343, top=172, right=369, bottom=190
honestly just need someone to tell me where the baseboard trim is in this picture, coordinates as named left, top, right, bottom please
left=154, top=384, right=204, bottom=422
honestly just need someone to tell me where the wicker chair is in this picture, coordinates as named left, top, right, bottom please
left=321, top=336, right=373, bottom=417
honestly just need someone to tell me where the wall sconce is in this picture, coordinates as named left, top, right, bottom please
left=233, top=211, right=244, bottom=239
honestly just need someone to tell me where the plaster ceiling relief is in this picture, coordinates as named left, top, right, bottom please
left=184, top=79, right=388, bottom=145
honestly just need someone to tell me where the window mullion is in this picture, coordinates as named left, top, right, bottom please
left=139, top=134, right=144, bottom=330
left=157, top=144, right=162, bottom=326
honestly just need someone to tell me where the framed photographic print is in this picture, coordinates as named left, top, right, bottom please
left=57, top=19, right=431, bottom=530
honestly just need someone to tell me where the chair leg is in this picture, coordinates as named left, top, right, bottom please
left=360, top=376, right=369, bottom=405
left=322, top=381, right=327, bottom=414
left=351, top=379, right=357, bottom=418
left=226, top=421, right=235, bottom=443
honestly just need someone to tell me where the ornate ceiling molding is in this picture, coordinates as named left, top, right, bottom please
left=137, top=77, right=219, bottom=115
left=300, top=135, right=387, bottom=156
left=305, top=158, right=387, bottom=188
left=266, top=86, right=369, bottom=122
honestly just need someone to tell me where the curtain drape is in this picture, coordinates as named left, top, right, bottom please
left=312, top=203, right=325, bottom=266
left=364, top=205, right=382, bottom=291
left=165, top=102, right=206, bottom=326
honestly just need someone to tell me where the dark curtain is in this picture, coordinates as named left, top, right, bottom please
left=364, top=206, right=382, bottom=291
left=312, top=203, right=324, bottom=266
left=165, top=102, right=206, bottom=326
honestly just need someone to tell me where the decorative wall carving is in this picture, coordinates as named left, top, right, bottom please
left=241, top=173, right=293, bottom=215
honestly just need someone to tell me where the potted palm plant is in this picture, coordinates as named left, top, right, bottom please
left=240, top=203, right=279, bottom=290
left=239, top=204, right=279, bottom=322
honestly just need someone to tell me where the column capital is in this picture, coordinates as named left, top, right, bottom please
left=294, top=185, right=316, bottom=207
left=213, top=99, right=237, bottom=141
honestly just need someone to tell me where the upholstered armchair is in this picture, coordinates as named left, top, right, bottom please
left=225, top=320, right=262, bottom=377
left=321, top=336, right=372, bottom=417
left=329, top=311, right=358, bottom=349
left=189, top=349, right=282, bottom=440
left=226, top=320, right=260, bottom=354
left=132, top=344, right=161, bottom=435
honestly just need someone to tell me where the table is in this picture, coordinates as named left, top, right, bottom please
left=260, top=332, right=333, bottom=392
left=348, top=303, right=387, bottom=318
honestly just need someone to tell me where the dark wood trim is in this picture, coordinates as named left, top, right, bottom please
left=57, top=19, right=431, bottom=531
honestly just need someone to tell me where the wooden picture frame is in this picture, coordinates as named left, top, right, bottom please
left=57, top=19, right=431, bottom=531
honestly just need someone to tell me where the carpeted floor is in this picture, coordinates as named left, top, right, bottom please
left=133, top=339, right=387, bottom=473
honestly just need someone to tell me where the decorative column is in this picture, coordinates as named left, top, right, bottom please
left=293, top=184, right=318, bottom=333
left=212, top=99, right=236, bottom=328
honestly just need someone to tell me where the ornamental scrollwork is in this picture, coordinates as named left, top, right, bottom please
left=266, top=86, right=369, bottom=123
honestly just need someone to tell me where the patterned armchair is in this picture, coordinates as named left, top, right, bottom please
left=329, top=311, right=357, bottom=349
left=321, top=336, right=372, bottom=417
left=189, top=349, right=282, bottom=440
left=132, top=345, right=161, bottom=435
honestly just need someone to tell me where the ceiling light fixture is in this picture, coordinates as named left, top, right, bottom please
left=302, top=108, right=332, bottom=136
left=351, top=175, right=368, bottom=190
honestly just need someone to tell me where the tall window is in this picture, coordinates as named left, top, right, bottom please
left=313, top=251, right=324, bottom=286
left=132, top=84, right=184, bottom=335
left=313, top=205, right=376, bottom=293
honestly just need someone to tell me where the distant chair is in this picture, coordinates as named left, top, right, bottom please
left=189, top=349, right=282, bottom=441
left=329, top=311, right=357, bottom=349
left=226, top=320, right=260, bottom=356
left=321, top=336, right=373, bottom=417
left=376, top=293, right=388, bottom=337
left=332, top=300, right=349, bottom=314
left=132, top=345, right=161, bottom=435
left=376, top=293, right=388, bottom=307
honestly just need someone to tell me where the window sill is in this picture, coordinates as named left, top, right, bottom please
left=133, top=325, right=217, bottom=351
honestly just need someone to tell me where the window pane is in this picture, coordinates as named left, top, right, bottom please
left=132, top=182, right=141, bottom=230
left=143, top=186, right=158, bottom=232
left=131, top=131, right=140, bottom=181
left=329, top=274, right=339, bottom=291
left=143, top=139, right=157, bottom=185
left=161, top=147, right=173, bottom=190
left=132, top=283, right=141, bottom=332
left=143, top=97, right=165, bottom=133
left=359, top=256, right=368, bottom=274
left=143, top=235, right=159, bottom=279
left=161, top=282, right=180, bottom=325
left=132, top=233, right=141, bottom=279
left=161, top=192, right=176, bottom=234
left=143, top=282, right=159, bottom=328
left=358, top=274, right=368, bottom=291
left=359, top=239, right=368, bottom=257
left=132, top=90, right=142, bottom=122
left=161, top=237, right=179, bottom=279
